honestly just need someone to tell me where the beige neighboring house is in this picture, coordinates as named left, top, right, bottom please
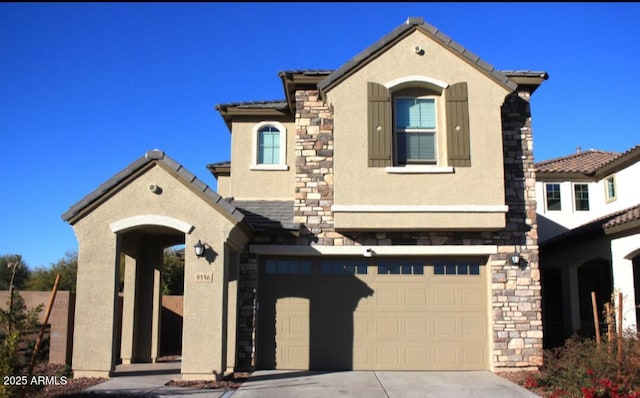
left=62, top=17, right=548, bottom=380
left=536, top=146, right=640, bottom=348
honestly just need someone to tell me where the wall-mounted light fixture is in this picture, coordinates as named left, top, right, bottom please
left=363, top=247, right=375, bottom=258
left=509, top=253, right=521, bottom=266
left=194, top=240, right=208, bottom=258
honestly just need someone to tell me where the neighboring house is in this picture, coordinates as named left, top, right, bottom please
left=536, top=146, right=640, bottom=347
left=62, top=17, right=547, bottom=380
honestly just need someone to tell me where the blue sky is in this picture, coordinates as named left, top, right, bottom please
left=1, top=2, right=639, bottom=270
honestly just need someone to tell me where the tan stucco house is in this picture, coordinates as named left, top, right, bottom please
left=62, top=17, right=548, bottom=380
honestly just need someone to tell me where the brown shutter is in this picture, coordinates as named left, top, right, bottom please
left=368, top=82, right=392, bottom=167
left=446, top=82, right=471, bottom=167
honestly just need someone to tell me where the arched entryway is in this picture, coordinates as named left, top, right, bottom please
left=632, top=254, right=640, bottom=331
left=117, top=224, right=185, bottom=364
left=577, top=259, right=612, bottom=337
left=62, top=150, right=251, bottom=379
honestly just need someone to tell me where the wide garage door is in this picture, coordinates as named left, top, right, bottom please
left=257, top=257, right=488, bottom=371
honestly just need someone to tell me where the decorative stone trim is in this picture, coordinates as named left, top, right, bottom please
left=109, top=215, right=194, bottom=234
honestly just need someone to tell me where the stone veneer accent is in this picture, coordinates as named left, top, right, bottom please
left=234, top=88, right=542, bottom=371
left=293, top=90, right=335, bottom=243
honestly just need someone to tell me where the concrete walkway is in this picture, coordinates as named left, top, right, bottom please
left=83, top=361, right=233, bottom=397
left=84, top=365, right=539, bottom=397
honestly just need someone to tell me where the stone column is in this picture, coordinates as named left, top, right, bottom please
left=492, top=89, right=543, bottom=370
left=293, top=90, right=335, bottom=245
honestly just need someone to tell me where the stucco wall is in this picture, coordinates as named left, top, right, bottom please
left=611, top=234, right=640, bottom=330
left=536, top=159, right=640, bottom=237
left=326, top=30, right=510, bottom=211
left=70, top=162, right=247, bottom=378
left=228, top=119, right=296, bottom=200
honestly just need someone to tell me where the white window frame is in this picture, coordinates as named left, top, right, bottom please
left=572, top=183, right=590, bottom=212
left=545, top=183, right=562, bottom=211
left=605, top=174, right=617, bottom=203
left=393, top=96, right=438, bottom=165
left=250, top=121, right=288, bottom=171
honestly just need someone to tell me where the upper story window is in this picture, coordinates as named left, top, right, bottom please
left=394, top=96, right=437, bottom=164
left=573, top=184, right=590, bottom=211
left=258, top=126, right=280, bottom=164
left=546, top=183, right=561, bottom=211
left=251, top=121, right=288, bottom=171
left=367, top=79, right=470, bottom=170
left=605, top=175, right=617, bottom=202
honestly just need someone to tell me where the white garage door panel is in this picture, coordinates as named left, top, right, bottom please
left=260, top=258, right=488, bottom=370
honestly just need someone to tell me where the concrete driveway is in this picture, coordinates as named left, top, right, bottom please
left=232, top=370, right=539, bottom=398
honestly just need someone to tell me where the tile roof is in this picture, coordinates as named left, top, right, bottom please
left=541, top=204, right=640, bottom=246
left=61, top=150, right=245, bottom=224
left=500, top=70, right=549, bottom=78
left=214, top=100, right=288, bottom=110
left=603, top=204, right=640, bottom=233
left=278, top=70, right=334, bottom=77
left=535, top=149, right=621, bottom=174
left=229, top=200, right=299, bottom=231
left=318, top=17, right=521, bottom=94
left=207, top=161, right=230, bottom=168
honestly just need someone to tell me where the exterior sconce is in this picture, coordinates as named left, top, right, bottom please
left=509, top=253, right=521, bottom=266
left=510, top=252, right=528, bottom=269
left=194, top=240, right=207, bottom=258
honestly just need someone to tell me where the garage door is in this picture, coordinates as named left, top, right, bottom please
left=257, top=257, right=488, bottom=371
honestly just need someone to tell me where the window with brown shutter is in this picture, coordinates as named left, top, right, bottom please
left=367, top=82, right=392, bottom=167
left=367, top=80, right=471, bottom=168
left=445, top=82, right=471, bottom=167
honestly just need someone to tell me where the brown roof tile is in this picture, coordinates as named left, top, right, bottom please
left=535, top=149, right=620, bottom=174
left=603, top=204, right=640, bottom=232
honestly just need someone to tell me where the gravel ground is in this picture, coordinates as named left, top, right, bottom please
left=18, top=364, right=249, bottom=397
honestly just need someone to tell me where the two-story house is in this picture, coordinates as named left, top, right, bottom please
left=62, top=17, right=547, bottom=380
left=536, top=146, right=640, bottom=347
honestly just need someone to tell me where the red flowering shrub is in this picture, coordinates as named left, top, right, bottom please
left=519, top=334, right=640, bottom=397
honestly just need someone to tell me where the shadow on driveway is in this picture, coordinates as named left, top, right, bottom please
left=233, top=370, right=540, bottom=398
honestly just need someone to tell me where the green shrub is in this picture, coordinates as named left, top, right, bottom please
left=0, top=291, right=42, bottom=398
left=530, top=333, right=640, bottom=397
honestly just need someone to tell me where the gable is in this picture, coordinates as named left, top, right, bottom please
left=319, top=17, right=516, bottom=96
left=62, top=150, right=246, bottom=228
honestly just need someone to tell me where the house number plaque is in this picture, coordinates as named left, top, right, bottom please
left=194, top=272, right=214, bottom=283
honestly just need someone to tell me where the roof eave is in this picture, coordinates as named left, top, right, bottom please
left=535, top=171, right=595, bottom=182
left=215, top=104, right=291, bottom=132
left=594, top=145, right=640, bottom=179
left=206, top=163, right=231, bottom=179
left=502, top=72, right=549, bottom=94
left=279, top=71, right=333, bottom=112
left=318, top=17, right=519, bottom=97
left=604, top=219, right=640, bottom=236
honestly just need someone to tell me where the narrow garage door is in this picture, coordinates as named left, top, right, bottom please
left=257, top=257, right=488, bottom=371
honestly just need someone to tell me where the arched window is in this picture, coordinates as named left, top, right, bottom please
left=393, top=88, right=439, bottom=164
left=367, top=77, right=470, bottom=170
left=251, top=121, right=288, bottom=170
left=258, top=125, right=280, bottom=164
